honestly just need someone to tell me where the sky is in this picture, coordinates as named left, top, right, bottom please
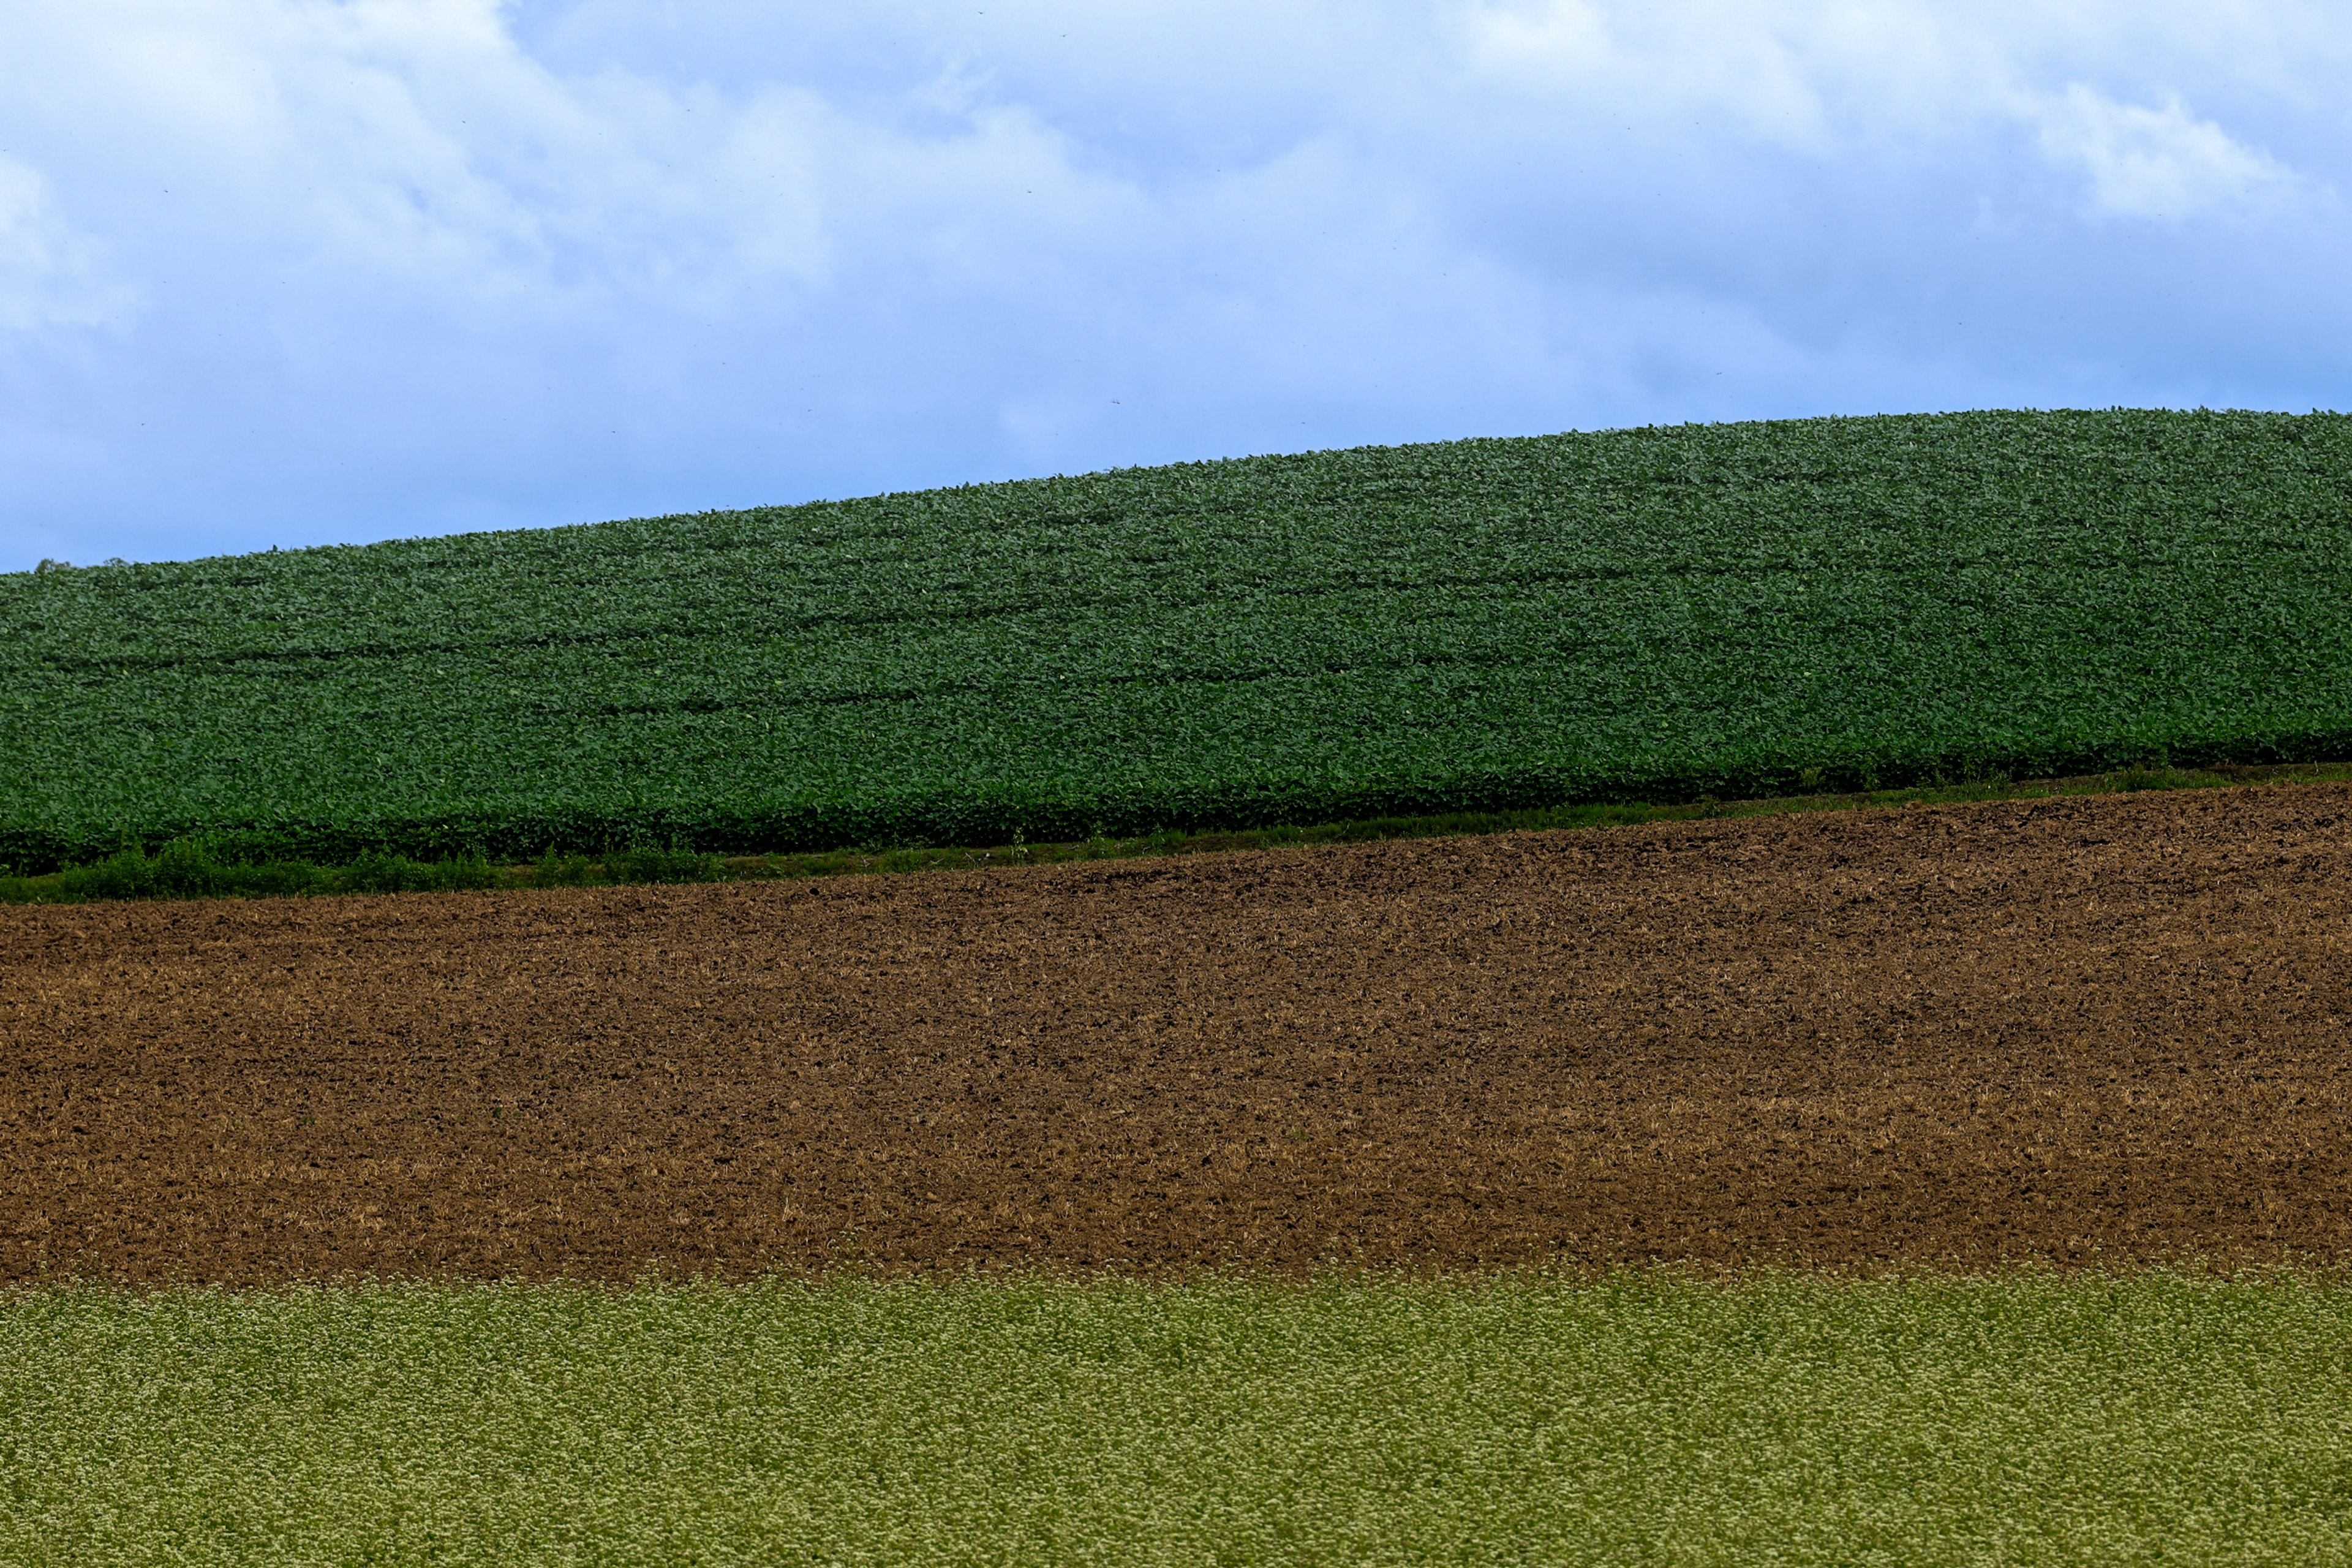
left=2, top=1, right=2348, bottom=571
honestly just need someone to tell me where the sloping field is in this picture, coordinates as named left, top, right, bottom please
left=7, top=409, right=2351, bottom=870
left=8, top=785, right=2348, bottom=1282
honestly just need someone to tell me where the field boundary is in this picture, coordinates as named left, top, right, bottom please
left=8, top=757, right=2351, bottom=907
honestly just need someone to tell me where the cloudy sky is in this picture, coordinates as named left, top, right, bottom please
left=2, top=1, right=2346, bottom=570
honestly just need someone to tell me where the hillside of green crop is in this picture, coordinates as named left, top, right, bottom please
left=5, top=408, right=2350, bottom=870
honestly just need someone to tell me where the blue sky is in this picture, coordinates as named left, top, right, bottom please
left=3, top=0, right=2347, bottom=570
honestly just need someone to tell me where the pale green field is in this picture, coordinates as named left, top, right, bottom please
left=4, top=1272, right=2348, bottom=1566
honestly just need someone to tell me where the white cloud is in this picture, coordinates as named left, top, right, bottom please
left=2029, top=84, right=2300, bottom=220
left=4, top=0, right=840, bottom=314
left=1459, top=1, right=1841, bottom=149
left=0, top=154, right=131, bottom=334
left=1453, top=0, right=2339, bottom=186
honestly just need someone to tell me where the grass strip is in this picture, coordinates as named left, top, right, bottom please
left=6, top=758, right=2351, bottom=907
left=4, top=1270, right=2348, bottom=1566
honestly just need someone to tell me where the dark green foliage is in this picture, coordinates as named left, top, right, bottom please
left=6, top=761, right=2348, bottom=906
left=6, top=409, right=2351, bottom=870
left=0, top=838, right=717, bottom=903
left=600, top=843, right=725, bottom=884
left=0, top=839, right=502, bottom=902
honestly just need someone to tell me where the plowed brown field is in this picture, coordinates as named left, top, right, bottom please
left=6, top=786, right=2351, bottom=1281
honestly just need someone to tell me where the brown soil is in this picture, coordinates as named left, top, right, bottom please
left=5, top=786, right=2351, bottom=1282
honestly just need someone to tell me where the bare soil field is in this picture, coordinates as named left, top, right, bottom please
left=4, top=786, right=2350, bottom=1282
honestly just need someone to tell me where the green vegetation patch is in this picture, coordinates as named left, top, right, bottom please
left=8, top=758, right=2351, bottom=907
left=7, top=408, right=2351, bottom=870
left=4, top=1271, right=2348, bottom=1566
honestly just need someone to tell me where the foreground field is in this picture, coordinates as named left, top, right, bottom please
left=7, top=785, right=2348, bottom=1280
left=8, top=409, right=2351, bottom=869
left=5, top=1273, right=2347, bottom=1566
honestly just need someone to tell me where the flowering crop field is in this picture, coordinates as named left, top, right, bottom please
left=6, top=407, right=2350, bottom=870
left=6, top=1273, right=2349, bottom=1567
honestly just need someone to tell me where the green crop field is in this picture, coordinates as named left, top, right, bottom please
left=6, top=407, right=2350, bottom=872
left=6, top=1272, right=2348, bottom=1567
